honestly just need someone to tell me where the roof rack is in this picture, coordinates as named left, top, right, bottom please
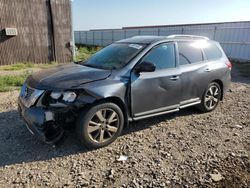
left=167, top=35, right=209, bottom=40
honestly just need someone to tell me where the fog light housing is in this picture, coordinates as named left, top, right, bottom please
left=45, top=111, right=54, bottom=121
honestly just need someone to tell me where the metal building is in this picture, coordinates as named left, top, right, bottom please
left=0, top=0, right=72, bottom=65
left=75, top=21, right=250, bottom=62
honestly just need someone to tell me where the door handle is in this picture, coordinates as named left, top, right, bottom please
left=205, top=68, right=212, bottom=72
left=170, top=76, right=180, bottom=81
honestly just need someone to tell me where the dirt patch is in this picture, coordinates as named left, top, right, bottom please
left=0, top=68, right=42, bottom=76
left=0, top=78, right=249, bottom=187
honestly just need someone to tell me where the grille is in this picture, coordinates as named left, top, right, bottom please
left=23, top=85, right=35, bottom=101
left=20, top=84, right=44, bottom=108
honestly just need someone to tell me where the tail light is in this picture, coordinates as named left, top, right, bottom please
left=225, top=60, right=232, bottom=69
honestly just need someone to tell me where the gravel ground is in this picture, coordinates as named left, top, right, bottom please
left=0, top=70, right=249, bottom=187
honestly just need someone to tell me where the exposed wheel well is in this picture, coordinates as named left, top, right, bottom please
left=212, top=79, right=224, bottom=100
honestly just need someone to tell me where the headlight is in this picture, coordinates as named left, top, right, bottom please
left=50, top=91, right=77, bottom=102
left=50, top=92, right=62, bottom=99
left=62, top=92, right=77, bottom=102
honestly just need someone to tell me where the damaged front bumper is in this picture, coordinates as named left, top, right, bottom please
left=18, top=98, right=65, bottom=143
left=18, top=84, right=92, bottom=143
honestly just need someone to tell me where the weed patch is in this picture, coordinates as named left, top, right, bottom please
left=0, top=72, right=30, bottom=92
left=75, top=46, right=102, bottom=62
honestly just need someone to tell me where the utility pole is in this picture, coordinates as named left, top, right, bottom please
left=48, top=0, right=56, bottom=62
left=70, top=0, right=76, bottom=61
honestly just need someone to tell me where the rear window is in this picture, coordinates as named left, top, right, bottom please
left=177, top=42, right=203, bottom=65
left=203, top=42, right=223, bottom=60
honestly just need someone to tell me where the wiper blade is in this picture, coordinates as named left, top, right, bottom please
left=74, top=60, right=84, bottom=64
left=84, top=64, right=97, bottom=68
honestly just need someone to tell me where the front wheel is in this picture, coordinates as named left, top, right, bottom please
left=198, top=82, right=222, bottom=112
left=76, top=102, right=124, bottom=149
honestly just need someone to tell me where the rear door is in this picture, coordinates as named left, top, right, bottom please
left=202, top=41, right=229, bottom=80
left=130, top=42, right=182, bottom=117
left=177, top=41, right=210, bottom=105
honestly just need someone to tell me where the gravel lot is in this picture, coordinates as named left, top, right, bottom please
left=0, top=68, right=249, bottom=187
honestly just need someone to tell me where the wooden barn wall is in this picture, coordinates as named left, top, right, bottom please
left=0, top=0, right=72, bottom=65
left=51, top=0, right=72, bottom=64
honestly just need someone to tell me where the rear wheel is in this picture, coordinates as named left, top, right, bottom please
left=198, top=82, right=221, bottom=112
left=76, top=102, right=124, bottom=149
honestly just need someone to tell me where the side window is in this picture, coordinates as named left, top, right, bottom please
left=141, top=43, right=176, bottom=70
left=177, top=42, right=203, bottom=65
left=203, top=42, right=222, bottom=60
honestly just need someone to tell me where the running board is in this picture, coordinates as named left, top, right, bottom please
left=130, top=99, right=201, bottom=121
left=133, top=108, right=179, bottom=121
left=180, top=100, right=201, bottom=109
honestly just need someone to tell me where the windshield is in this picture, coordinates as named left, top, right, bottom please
left=82, top=43, right=145, bottom=70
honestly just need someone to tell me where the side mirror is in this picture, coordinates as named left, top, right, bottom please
left=135, top=61, right=156, bottom=73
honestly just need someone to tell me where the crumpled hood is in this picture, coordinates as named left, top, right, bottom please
left=26, top=63, right=111, bottom=90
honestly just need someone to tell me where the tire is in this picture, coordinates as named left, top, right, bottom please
left=198, top=82, right=222, bottom=112
left=76, top=101, right=124, bottom=149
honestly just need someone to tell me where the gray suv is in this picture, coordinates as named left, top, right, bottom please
left=18, top=35, right=231, bottom=148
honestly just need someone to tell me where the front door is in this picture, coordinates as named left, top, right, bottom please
left=130, top=42, right=182, bottom=117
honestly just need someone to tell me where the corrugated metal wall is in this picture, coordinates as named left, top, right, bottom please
left=75, top=21, right=250, bottom=61
left=0, top=0, right=72, bottom=65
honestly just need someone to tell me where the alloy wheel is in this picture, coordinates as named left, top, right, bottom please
left=204, top=85, right=220, bottom=109
left=87, top=108, right=119, bottom=143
